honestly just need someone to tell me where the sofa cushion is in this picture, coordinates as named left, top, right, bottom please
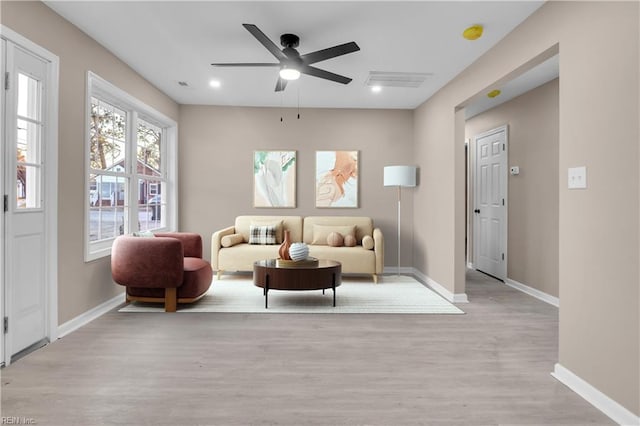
left=250, top=219, right=283, bottom=243
left=303, top=216, right=373, bottom=245
left=221, top=233, right=244, bottom=248
left=307, top=245, right=376, bottom=274
left=234, top=216, right=303, bottom=243
left=311, top=224, right=355, bottom=245
left=362, top=235, right=374, bottom=250
left=218, top=243, right=281, bottom=272
left=327, top=232, right=344, bottom=247
left=249, top=225, right=277, bottom=245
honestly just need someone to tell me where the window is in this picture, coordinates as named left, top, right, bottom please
left=86, top=72, right=177, bottom=261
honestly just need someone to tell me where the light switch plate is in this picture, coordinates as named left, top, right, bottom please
left=510, top=166, right=520, bottom=175
left=568, top=166, right=587, bottom=189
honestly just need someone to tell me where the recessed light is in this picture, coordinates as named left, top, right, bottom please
left=209, top=80, right=221, bottom=88
left=371, top=85, right=382, bottom=93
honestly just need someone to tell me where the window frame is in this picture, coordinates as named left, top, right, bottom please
left=85, top=72, right=177, bottom=262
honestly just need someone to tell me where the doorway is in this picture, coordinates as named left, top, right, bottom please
left=1, top=27, right=59, bottom=365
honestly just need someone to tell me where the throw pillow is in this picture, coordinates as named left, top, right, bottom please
left=311, top=224, right=355, bottom=245
left=249, top=225, right=277, bottom=245
left=221, top=233, right=244, bottom=248
left=327, top=232, right=344, bottom=247
left=250, top=220, right=284, bottom=243
left=343, top=234, right=357, bottom=247
left=132, top=230, right=155, bottom=238
left=362, top=235, right=374, bottom=250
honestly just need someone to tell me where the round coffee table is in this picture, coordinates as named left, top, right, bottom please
left=253, top=259, right=342, bottom=309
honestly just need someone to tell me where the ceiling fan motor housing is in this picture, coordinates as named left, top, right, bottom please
left=280, top=33, right=300, bottom=48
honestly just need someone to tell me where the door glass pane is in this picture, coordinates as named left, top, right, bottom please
left=17, top=73, right=41, bottom=121
left=16, top=164, right=41, bottom=209
left=138, top=178, right=165, bottom=231
left=90, top=98, right=127, bottom=171
left=89, top=174, right=129, bottom=241
left=17, top=119, right=41, bottom=164
left=137, top=119, right=162, bottom=176
left=16, top=74, right=43, bottom=210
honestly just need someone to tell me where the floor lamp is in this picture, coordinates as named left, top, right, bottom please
left=384, top=165, right=417, bottom=275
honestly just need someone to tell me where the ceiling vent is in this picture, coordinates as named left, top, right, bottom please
left=365, top=71, right=432, bottom=88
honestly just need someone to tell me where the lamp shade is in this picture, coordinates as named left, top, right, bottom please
left=384, top=165, right=417, bottom=187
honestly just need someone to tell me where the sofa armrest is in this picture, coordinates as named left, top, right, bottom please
left=111, top=236, right=184, bottom=288
left=154, top=232, right=203, bottom=258
left=211, top=226, right=236, bottom=270
left=373, top=228, right=384, bottom=275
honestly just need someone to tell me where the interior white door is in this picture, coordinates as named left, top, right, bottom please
left=473, top=126, right=507, bottom=280
left=4, top=42, right=49, bottom=358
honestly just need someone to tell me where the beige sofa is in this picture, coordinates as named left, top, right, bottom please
left=212, top=215, right=384, bottom=282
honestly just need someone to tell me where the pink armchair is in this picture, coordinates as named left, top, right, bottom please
left=111, top=232, right=213, bottom=312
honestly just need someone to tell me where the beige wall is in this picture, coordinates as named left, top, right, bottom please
left=413, top=1, right=638, bottom=415
left=466, top=79, right=559, bottom=297
left=178, top=105, right=414, bottom=267
left=1, top=1, right=180, bottom=323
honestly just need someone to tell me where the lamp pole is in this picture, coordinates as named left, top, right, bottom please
left=396, top=185, right=402, bottom=276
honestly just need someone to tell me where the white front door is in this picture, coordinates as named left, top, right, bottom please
left=3, top=40, right=49, bottom=360
left=473, top=126, right=507, bottom=280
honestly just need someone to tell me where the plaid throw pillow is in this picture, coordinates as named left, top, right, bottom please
left=249, top=225, right=277, bottom=245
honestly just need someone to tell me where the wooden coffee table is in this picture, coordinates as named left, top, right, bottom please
left=253, top=259, right=342, bottom=309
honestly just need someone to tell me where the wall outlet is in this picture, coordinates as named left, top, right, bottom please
left=568, top=166, right=587, bottom=189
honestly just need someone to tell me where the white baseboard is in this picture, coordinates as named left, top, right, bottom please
left=466, top=262, right=474, bottom=269
left=57, top=293, right=124, bottom=338
left=383, top=266, right=414, bottom=275
left=411, top=268, right=468, bottom=303
left=552, top=363, right=640, bottom=426
left=504, top=278, right=559, bottom=307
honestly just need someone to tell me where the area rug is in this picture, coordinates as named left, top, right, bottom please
left=118, top=275, right=464, bottom=314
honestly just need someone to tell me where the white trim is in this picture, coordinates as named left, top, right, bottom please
left=1, top=25, right=59, bottom=365
left=552, top=363, right=640, bottom=426
left=57, top=293, right=124, bottom=338
left=504, top=278, right=559, bottom=307
left=466, top=262, right=474, bottom=269
left=411, top=268, right=469, bottom=303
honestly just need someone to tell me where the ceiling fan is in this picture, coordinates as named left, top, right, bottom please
left=211, top=24, right=360, bottom=92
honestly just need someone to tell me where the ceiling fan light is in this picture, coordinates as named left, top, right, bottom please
left=280, top=67, right=301, bottom=81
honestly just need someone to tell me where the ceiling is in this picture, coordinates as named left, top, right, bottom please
left=45, top=1, right=547, bottom=110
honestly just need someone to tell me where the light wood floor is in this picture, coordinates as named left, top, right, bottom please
left=1, top=270, right=613, bottom=425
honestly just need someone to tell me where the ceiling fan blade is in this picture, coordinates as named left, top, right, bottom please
left=211, top=63, right=280, bottom=67
left=300, top=42, right=360, bottom=65
left=300, top=65, right=352, bottom=84
left=242, top=23, right=287, bottom=61
left=275, top=77, right=288, bottom=92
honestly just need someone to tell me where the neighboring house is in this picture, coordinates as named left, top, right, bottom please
left=89, top=159, right=161, bottom=207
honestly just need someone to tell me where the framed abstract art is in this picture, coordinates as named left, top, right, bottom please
left=253, top=150, right=296, bottom=208
left=315, top=150, right=358, bottom=208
